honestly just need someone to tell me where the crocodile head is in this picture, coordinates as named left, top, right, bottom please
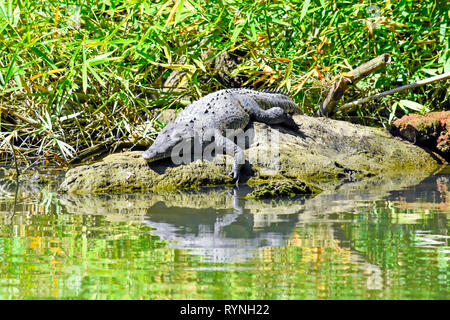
left=142, top=123, right=193, bottom=162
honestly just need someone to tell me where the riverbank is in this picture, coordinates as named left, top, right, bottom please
left=1, top=1, right=448, bottom=167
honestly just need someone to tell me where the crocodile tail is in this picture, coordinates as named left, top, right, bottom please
left=260, top=87, right=290, bottom=97
left=227, top=87, right=290, bottom=97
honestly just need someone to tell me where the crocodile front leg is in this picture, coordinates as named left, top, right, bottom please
left=213, top=131, right=245, bottom=182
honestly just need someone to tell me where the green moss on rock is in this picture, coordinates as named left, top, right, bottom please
left=244, top=180, right=322, bottom=200
left=59, top=115, right=440, bottom=195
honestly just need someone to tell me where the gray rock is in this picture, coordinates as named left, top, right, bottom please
left=58, top=114, right=440, bottom=194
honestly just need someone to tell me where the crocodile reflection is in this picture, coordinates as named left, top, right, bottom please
left=144, top=188, right=304, bottom=262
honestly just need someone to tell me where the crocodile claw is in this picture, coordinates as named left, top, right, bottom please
left=284, top=114, right=299, bottom=130
left=229, top=170, right=240, bottom=186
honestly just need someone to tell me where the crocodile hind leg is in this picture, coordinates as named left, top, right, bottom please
left=238, top=97, right=299, bottom=130
left=213, top=132, right=245, bottom=182
left=250, top=106, right=298, bottom=129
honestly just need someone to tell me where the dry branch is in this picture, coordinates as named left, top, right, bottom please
left=319, top=53, right=392, bottom=117
left=337, top=72, right=450, bottom=114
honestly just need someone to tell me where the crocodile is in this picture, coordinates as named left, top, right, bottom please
left=142, top=88, right=300, bottom=181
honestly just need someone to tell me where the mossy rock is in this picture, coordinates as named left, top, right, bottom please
left=59, top=115, right=440, bottom=194
left=244, top=180, right=322, bottom=200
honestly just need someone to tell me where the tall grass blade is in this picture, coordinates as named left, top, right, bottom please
left=2, top=49, right=18, bottom=91
left=82, top=45, right=87, bottom=94
left=31, top=47, right=57, bottom=69
left=300, top=0, right=311, bottom=23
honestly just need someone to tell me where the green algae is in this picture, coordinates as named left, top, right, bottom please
left=151, top=161, right=234, bottom=192
left=244, top=180, right=322, bottom=200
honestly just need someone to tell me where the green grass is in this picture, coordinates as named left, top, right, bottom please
left=0, top=0, right=449, bottom=166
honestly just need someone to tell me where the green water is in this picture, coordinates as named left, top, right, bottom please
left=0, top=168, right=449, bottom=300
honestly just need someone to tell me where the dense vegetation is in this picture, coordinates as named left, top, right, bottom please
left=0, top=0, right=449, bottom=167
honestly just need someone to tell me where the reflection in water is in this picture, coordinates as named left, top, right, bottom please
left=144, top=188, right=301, bottom=263
left=0, top=168, right=449, bottom=299
left=414, top=231, right=450, bottom=248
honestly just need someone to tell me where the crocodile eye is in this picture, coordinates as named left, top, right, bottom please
left=172, top=129, right=188, bottom=139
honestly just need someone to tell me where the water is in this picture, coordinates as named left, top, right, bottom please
left=0, top=167, right=449, bottom=300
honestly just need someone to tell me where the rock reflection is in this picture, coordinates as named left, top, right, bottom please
left=58, top=169, right=436, bottom=265
left=389, top=166, right=450, bottom=213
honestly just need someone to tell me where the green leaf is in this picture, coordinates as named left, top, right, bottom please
left=442, top=51, right=450, bottom=74
left=31, top=46, right=56, bottom=68
left=399, top=100, right=429, bottom=113
left=12, top=5, right=19, bottom=26
left=103, top=11, right=132, bottom=45
left=174, top=0, right=186, bottom=25
left=13, top=74, right=22, bottom=89
left=439, top=20, right=448, bottom=43
left=87, top=65, right=106, bottom=88
left=87, top=51, right=121, bottom=66
left=231, top=21, right=245, bottom=43
left=135, top=50, right=153, bottom=62
left=250, top=22, right=257, bottom=41
left=300, top=0, right=311, bottom=23
left=2, top=49, right=18, bottom=90
left=82, top=46, right=87, bottom=94
left=247, top=14, right=257, bottom=41
left=271, top=17, right=290, bottom=26
left=69, top=44, right=82, bottom=68
left=420, top=68, right=439, bottom=76
left=192, top=57, right=206, bottom=72
left=187, top=0, right=205, bottom=14
left=0, top=3, right=7, bottom=21
left=155, top=120, right=165, bottom=129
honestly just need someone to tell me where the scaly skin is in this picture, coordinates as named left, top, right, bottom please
left=142, top=88, right=300, bottom=181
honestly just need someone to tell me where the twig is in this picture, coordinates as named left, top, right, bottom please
left=9, top=141, right=20, bottom=177
left=337, top=72, right=450, bottom=114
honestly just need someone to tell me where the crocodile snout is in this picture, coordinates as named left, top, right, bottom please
left=142, top=149, right=154, bottom=161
